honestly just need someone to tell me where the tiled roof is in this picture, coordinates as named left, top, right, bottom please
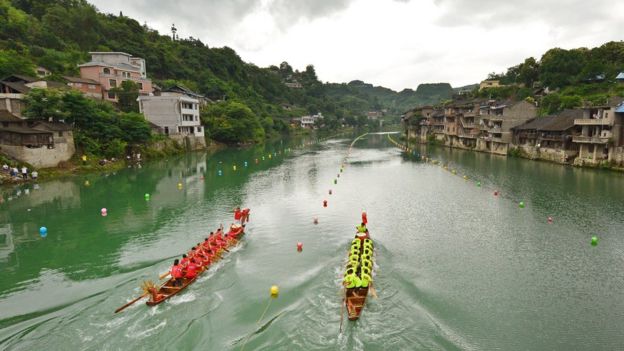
left=32, top=121, right=73, bottom=131
left=1, top=81, right=31, bottom=93
left=1, top=74, right=38, bottom=83
left=63, top=76, right=100, bottom=85
left=616, top=72, right=624, bottom=80
left=0, top=126, right=51, bottom=134
left=512, top=109, right=580, bottom=132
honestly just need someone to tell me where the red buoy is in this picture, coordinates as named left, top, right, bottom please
left=494, top=191, right=499, bottom=196
left=323, top=200, right=328, bottom=207
left=548, top=216, right=553, bottom=223
left=313, top=217, right=318, bottom=224
left=297, top=242, right=303, bottom=252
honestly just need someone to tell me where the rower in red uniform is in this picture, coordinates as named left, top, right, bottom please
left=185, top=260, right=199, bottom=279
left=170, top=259, right=184, bottom=286
left=234, top=207, right=242, bottom=224
left=180, top=254, right=190, bottom=267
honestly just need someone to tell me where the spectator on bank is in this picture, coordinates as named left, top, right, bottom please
left=10, top=167, right=17, bottom=177
left=21, top=166, right=28, bottom=180
left=31, top=171, right=38, bottom=180
left=2, top=164, right=8, bottom=172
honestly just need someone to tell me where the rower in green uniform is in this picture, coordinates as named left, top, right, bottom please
left=343, top=270, right=362, bottom=289
left=360, top=272, right=372, bottom=288
left=361, top=265, right=371, bottom=276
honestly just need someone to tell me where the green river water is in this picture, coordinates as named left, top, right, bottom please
left=0, top=133, right=623, bottom=350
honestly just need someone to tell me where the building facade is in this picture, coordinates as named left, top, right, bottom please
left=138, top=90, right=206, bottom=149
left=79, top=52, right=152, bottom=102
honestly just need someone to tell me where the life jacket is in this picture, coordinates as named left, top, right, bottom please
left=363, top=239, right=373, bottom=247
left=351, top=239, right=361, bottom=246
left=362, top=258, right=372, bottom=268
left=361, top=266, right=371, bottom=276
left=171, top=264, right=184, bottom=279
left=348, top=254, right=359, bottom=263
left=362, top=254, right=372, bottom=262
left=360, top=273, right=372, bottom=288
left=344, top=273, right=361, bottom=289
left=350, top=247, right=360, bottom=255
left=362, top=248, right=372, bottom=257
left=185, top=262, right=199, bottom=278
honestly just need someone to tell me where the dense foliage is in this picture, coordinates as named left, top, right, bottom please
left=24, top=88, right=151, bottom=156
left=0, top=0, right=454, bottom=145
left=480, top=41, right=624, bottom=115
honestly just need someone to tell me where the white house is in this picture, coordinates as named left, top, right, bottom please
left=300, top=113, right=323, bottom=128
left=138, top=88, right=206, bottom=149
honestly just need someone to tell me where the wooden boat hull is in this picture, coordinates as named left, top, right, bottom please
left=344, top=236, right=374, bottom=321
left=346, top=286, right=369, bottom=320
left=146, top=226, right=246, bottom=306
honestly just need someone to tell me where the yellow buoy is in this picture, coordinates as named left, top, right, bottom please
left=233, top=165, right=237, bottom=171
left=270, top=285, right=279, bottom=298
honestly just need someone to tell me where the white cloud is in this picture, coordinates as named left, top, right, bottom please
left=88, top=0, right=623, bottom=90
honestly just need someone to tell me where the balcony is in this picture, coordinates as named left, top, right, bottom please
left=458, top=133, right=477, bottom=139
left=539, top=135, right=566, bottom=142
left=574, top=118, right=613, bottom=126
left=572, top=135, right=610, bottom=144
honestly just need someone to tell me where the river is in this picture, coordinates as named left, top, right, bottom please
left=0, top=133, right=623, bottom=350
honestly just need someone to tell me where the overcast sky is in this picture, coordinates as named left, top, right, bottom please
left=89, top=0, right=623, bottom=91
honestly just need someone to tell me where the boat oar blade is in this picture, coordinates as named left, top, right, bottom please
left=159, top=272, right=170, bottom=280
left=114, top=292, right=147, bottom=313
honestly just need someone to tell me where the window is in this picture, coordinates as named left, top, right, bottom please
left=164, top=126, right=169, bottom=135
left=58, top=131, right=63, bottom=137
left=122, top=72, right=130, bottom=78
left=137, top=82, right=143, bottom=90
left=182, top=114, right=194, bottom=121
left=107, top=91, right=116, bottom=99
left=103, top=68, right=111, bottom=74
left=88, top=84, right=96, bottom=89
left=75, top=83, right=82, bottom=88
left=197, top=127, right=202, bottom=132
left=109, top=79, right=117, bottom=88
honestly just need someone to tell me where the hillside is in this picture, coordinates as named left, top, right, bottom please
left=472, top=42, right=624, bottom=115
left=0, top=0, right=453, bottom=138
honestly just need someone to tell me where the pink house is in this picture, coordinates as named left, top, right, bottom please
left=78, top=52, right=153, bottom=102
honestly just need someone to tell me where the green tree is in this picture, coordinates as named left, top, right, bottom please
left=23, top=88, right=65, bottom=121
left=111, top=80, right=139, bottom=112
left=201, top=101, right=264, bottom=144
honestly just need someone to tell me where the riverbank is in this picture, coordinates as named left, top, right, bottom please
left=402, top=136, right=624, bottom=173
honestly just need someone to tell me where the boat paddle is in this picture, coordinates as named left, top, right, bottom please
left=370, top=282, right=378, bottom=298
left=114, top=292, right=148, bottom=313
left=339, top=286, right=346, bottom=333
left=159, top=271, right=170, bottom=280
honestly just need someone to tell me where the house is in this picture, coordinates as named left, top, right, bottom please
left=285, top=81, right=302, bottom=89
left=300, top=113, right=323, bottom=128
left=479, top=79, right=501, bottom=90
left=0, top=111, right=75, bottom=167
left=616, top=72, right=624, bottom=84
left=512, top=109, right=581, bottom=163
left=138, top=87, right=206, bottom=149
left=63, top=76, right=103, bottom=99
left=158, top=84, right=212, bottom=106
left=35, top=67, right=51, bottom=78
left=572, top=97, right=624, bottom=166
left=78, top=52, right=153, bottom=102
left=0, top=75, right=67, bottom=117
left=476, top=100, right=538, bottom=155
left=367, top=111, right=383, bottom=120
